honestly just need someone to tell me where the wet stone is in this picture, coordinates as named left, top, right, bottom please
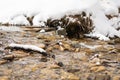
left=57, top=62, right=64, bottom=67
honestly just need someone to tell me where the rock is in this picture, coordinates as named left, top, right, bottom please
left=13, top=53, right=29, bottom=58
left=59, top=46, right=64, bottom=51
left=46, top=46, right=54, bottom=52
left=90, top=57, right=101, bottom=65
left=75, top=48, right=80, bottom=52
left=0, top=60, right=7, bottom=64
left=61, top=70, right=79, bottom=80
left=12, top=51, right=29, bottom=58
left=90, top=66, right=106, bottom=72
left=57, top=62, right=64, bottom=67
left=53, top=44, right=60, bottom=49
left=39, top=43, right=46, bottom=49
left=62, top=43, right=72, bottom=51
left=2, top=55, right=14, bottom=61
left=108, top=50, right=117, bottom=54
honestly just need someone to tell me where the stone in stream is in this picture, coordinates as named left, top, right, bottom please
left=57, top=62, right=64, bottom=67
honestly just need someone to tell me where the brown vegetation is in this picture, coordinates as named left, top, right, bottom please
left=46, top=11, right=94, bottom=38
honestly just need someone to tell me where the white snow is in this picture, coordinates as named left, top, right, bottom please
left=109, top=16, right=120, bottom=29
left=85, top=32, right=110, bottom=41
left=9, top=15, right=30, bottom=25
left=112, top=0, right=120, bottom=7
left=99, top=0, right=118, bottom=15
left=9, top=43, right=46, bottom=53
left=0, top=0, right=120, bottom=40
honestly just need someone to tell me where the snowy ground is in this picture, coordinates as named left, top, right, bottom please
left=0, top=0, right=120, bottom=40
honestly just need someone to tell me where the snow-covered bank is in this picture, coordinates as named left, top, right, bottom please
left=0, top=0, right=120, bottom=40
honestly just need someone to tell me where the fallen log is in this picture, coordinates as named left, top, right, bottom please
left=5, top=43, right=48, bottom=56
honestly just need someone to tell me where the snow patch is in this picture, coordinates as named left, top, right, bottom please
left=9, top=43, right=46, bottom=53
left=9, top=15, right=30, bottom=25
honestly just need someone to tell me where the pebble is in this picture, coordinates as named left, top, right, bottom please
left=59, top=46, right=64, bottom=51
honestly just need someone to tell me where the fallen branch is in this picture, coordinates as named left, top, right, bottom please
left=5, top=43, right=48, bottom=56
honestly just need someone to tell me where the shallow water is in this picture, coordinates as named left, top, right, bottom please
left=0, top=26, right=23, bottom=32
left=0, top=26, right=120, bottom=80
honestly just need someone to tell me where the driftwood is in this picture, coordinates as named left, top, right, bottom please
left=5, top=43, right=48, bottom=56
